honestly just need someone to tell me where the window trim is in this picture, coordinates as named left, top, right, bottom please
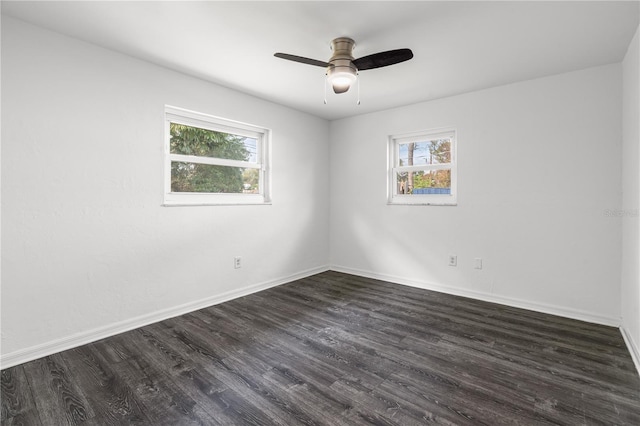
left=387, top=128, right=457, bottom=206
left=163, top=106, right=271, bottom=206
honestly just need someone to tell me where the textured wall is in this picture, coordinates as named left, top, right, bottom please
left=621, top=25, right=640, bottom=368
left=1, top=17, right=330, bottom=361
left=330, top=64, right=623, bottom=325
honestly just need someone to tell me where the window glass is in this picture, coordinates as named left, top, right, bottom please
left=171, top=162, right=259, bottom=194
left=389, top=129, right=457, bottom=205
left=398, top=139, right=451, bottom=166
left=169, top=124, right=258, bottom=163
left=164, top=106, right=270, bottom=205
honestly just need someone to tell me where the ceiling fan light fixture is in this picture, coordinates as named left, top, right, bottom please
left=327, top=64, right=357, bottom=94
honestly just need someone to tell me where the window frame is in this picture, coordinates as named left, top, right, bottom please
left=163, top=106, right=271, bottom=206
left=387, top=128, right=457, bottom=206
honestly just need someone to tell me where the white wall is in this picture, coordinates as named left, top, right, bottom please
left=621, top=25, right=640, bottom=371
left=330, top=65, right=623, bottom=325
left=1, top=14, right=634, bottom=369
left=1, top=17, right=330, bottom=365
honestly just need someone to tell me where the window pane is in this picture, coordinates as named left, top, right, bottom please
left=398, top=139, right=451, bottom=166
left=396, top=169, right=451, bottom=194
left=171, top=162, right=260, bottom=194
left=170, top=123, right=257, bottom=163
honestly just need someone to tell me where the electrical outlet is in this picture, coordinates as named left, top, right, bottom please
left=448, top=255, right=457, bottom=267
left=474, top=258, right=483, bottom=269
left=234, top=256, right=242, bottom=269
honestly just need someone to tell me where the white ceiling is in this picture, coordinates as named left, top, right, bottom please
left=2, top=1, right=639, bottom=120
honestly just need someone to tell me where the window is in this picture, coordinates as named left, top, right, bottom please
left=388, top=128, right=457, bottom=205
left=164, top=106, right=270, bottom=205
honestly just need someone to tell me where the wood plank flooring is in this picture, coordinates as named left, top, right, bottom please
left=2, top=271, right=639, bottom=425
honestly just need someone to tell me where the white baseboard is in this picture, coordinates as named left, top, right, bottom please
left=620, top=326, right=640, bottom=377
left=2, top=265, right=626, bottom=371
left=330, top=265, right=621, bottom=328
left=0, top=265, right=329, bottom=370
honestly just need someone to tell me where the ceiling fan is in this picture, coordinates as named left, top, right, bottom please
left=274, top=37, right=413, bottom=95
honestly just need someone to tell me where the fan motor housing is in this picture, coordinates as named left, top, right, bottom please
left=330, top=37, right=356, bottom=67
left=330, top=37, right=355, bottom=58
left=328, top=37, right=358, bottom=84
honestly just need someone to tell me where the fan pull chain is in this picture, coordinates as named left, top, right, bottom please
left=324, top=73, right=328, bottom=104
left=356, top=73, right=361, bottom=105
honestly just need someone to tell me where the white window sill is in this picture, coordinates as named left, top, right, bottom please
left=163, top=193, right=270, bottom=206
left=388, top=196, right=457, bottom=206
left=388, top=202, right=458, bottom=206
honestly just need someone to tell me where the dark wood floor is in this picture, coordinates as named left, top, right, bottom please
left=2, top=271, right=640, bottom=425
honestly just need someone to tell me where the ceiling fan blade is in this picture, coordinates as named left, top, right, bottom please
left=274, top=53, right=330, bottom=68
left=352, top=48, right=413, bottom=71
